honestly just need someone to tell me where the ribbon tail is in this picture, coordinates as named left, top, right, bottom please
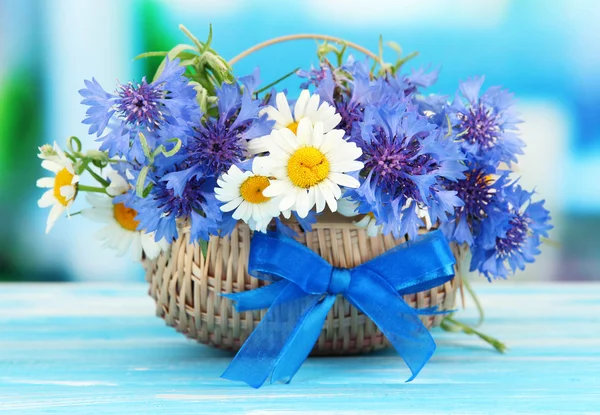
left=221, top=283, right=326, bottom=388
left=347, top=269, right=437, bottom=382
left=412, top=306, right=457, bottom=316
left=222, top=280, right=290, bottom=312
left=270, top=294, right=336, bottom=384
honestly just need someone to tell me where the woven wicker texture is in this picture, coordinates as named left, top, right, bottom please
left=144, top=220, right=457, bottom=355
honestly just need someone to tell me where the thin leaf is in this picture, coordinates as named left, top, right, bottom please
left=134, top=51, right=169, bottom=61
left=254, top=67, right=300, bottom=96
left=202, top=24, right=213, bottom=53
left=135, top=166, right=149, bottom=198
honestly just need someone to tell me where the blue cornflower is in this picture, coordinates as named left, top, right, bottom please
left=441, top=165, right=510, bottom=245
left=79, top=58, right=198, bottom=162
left=348, top=102, right=466, bottom=239
left=470, top=183, right=552, bottom=280
left=130, top=171, right=222, bottom=243
left=301, top=57, right=439, bottom=141
left=161, top=75, right=273, bottom=197
left=448, top=76, right=524, bottom=166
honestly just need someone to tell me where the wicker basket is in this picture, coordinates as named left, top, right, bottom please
left=143, top=216, right=458, bottom=355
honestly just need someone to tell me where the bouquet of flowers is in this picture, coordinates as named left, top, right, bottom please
left=37, top=26, right=552, bottom=387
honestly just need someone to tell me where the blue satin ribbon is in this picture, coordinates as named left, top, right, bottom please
left=221, top=230, right=456, bottom=388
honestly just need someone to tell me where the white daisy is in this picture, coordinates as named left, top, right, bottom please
left=337, top=197, right=382, bottom=237
left=214, top=160, right=281, bottom=232
left=105, top=168, right=132, bottom=196
left=260, top=119, right=363, bottom=218
left=37, top=142, right=80, bottom=233
left=248, top=90, right=342, bottom=154
left=81, top=194, right=169, bottom=260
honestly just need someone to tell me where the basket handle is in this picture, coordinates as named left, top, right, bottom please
left=227, top=34, right=382, bottom=66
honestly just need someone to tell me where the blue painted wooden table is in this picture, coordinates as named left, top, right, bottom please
left=0, top=283, right=599, bottom=414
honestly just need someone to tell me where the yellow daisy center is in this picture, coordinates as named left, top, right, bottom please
left=53, top=168, right=76, bottom=206
left=113, top=202, right=140, bottom=231
left=287, top=121, right=299, bottom=134
left=240, top=175, right=271, bottom=204
left=287, top=147, right=330, bottom=189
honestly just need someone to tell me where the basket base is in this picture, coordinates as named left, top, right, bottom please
left=144, top=222, right=458, bottom=356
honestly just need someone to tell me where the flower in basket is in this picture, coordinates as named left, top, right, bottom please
left=36, top=25, right=552, bottom=388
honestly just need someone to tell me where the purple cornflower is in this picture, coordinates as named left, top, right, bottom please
left=130, top=172, right=222, bottom=243
left=160, top=74, right=273, bottom=197
left=348, top=102, right=465, bottom=239
left=79, top=58, right=198, bottom=162
left=448, top=76, right=524, bottom=166
left=441, top=166, right=510, bottom=245
left=470, top=183, right=552, bottom=280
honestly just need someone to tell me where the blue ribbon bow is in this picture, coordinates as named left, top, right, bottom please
left=221, top=230, right=456, bottom=388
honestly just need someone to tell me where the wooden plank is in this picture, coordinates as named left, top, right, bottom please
left=0, top=283, right=599, bottom=414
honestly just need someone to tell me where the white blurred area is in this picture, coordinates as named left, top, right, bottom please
left=512, top=100, right=570, bottom=280
left=31, top=0, right=142, bottom=281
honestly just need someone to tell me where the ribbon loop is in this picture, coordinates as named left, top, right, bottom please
left=222, top=230, right=456, bottom=388
left=329, top=267, right=352, bottom=295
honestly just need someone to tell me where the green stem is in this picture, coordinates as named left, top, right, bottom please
left=254, top=67, right=300, bottom=96
left=78, top=185, right=107, bottom=194
left=84, top=165, right=110, bottom=187
left=462, top=276, right=485, bottom=326
left=441, top=316, right=507, bottom=353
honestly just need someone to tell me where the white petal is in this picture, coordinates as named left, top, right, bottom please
left=141, top=233, right=162, bottom=260
left=304, top=93, right=320, bottom=119
left=247, top=135, right=270, bottom=155
left=293, top=90, right=310, bottom=120
left=38, top=190, right=56, bottom=208
left=321, top=113, right=342, bottom=132
left=330, top=160, right=364, bottom=173
left=116, top=232, right=133, bottom=257
left=220, top=197, right=244, bottom=212
left=41, top=160, right=62, bottom=173
left=232, top=201, right=249, bottom=220
left=130, top=234, right=143, bottom=262
left=81, top=207, right=114, bottom=223
left=276, top=92, right=294, bottom=124
left=315, top=185, right=326, bottom=213
left=263, top=105, right=291, bottom=128
left=294, top=188, right=310, bottom=218
left=296, top=118, right=313, bottom=146
left=46, top=203, right=65, bottom=233
left=263, top=180, right=291, bottom=198
left=60, top=185, right=76, bottom=201
left=279, top=190, right=297, bottom=212
left=337, top=197, right=359, bottom=217
left=36, top=177, right=55, bottom=188
left=312, top=121, right=324, bottom=150
left=329, top=172, right=360, bottom=189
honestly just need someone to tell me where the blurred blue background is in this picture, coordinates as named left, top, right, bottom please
left=0, top=0, right=597, bottom=282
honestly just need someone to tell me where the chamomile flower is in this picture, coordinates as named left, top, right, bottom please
left=260, top=119, right=363, bottom=218
left=37, top=142, right=80, bottom=233
left=248, top=90, right=341, bottom=154
left=82, top=194, right=169, bottom=260
left=214, top=161, right=281, bottom=232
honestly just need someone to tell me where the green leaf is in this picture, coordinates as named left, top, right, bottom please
left=199, top=238, right=209, bottom=258
left=138, top=132, right=153, bottom=162
left=152, top=44, right=198, bottom=82
left=134, top=51, right=169, bottom=60
left=387, top=41, right=403, bottom=55
left=254, top=67, right=300, bottom=96
left=179, top=24, right=205, bottom=51
left=202, top=24, right=213, bottom=53
left=135, top=166, right=150, bottom=198
left=142, top=182, right=154, bottom=198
